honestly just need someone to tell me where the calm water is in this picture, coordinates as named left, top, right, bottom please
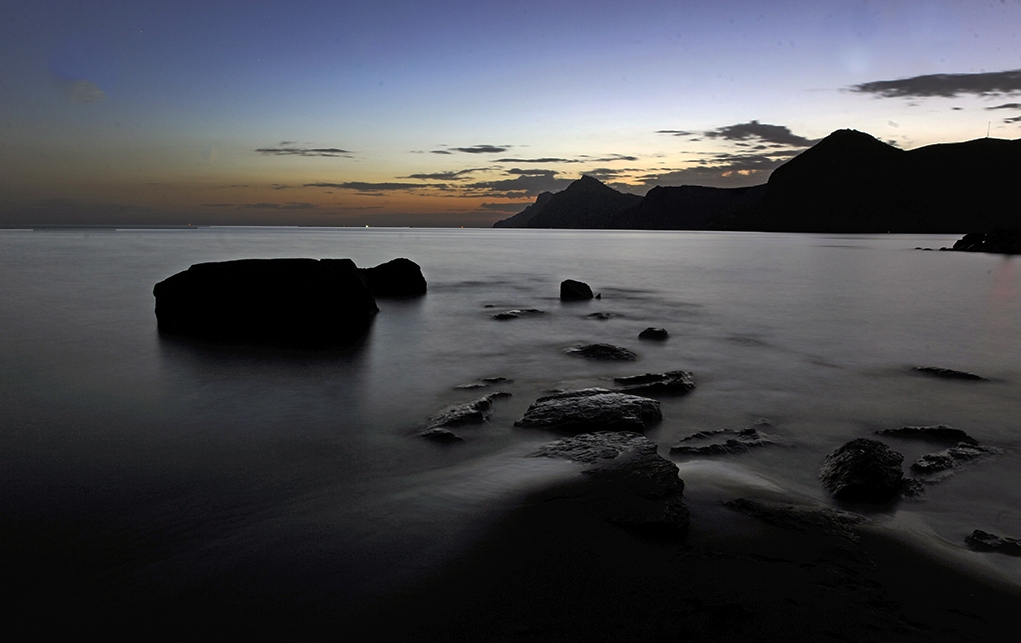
left=3, top=227, right=1021, bottom=622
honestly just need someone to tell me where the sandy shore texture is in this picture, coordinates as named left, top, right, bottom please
left=342, top=476, right=1021, bottom=643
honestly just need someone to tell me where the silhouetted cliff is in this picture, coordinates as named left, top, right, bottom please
left=493, top=175, right=640, bottom=229
left=493, top=130, right=1021, bottom=233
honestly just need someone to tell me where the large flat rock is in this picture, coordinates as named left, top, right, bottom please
left=514, top=388, right=661, bottom=434
left=153, top=258, right=378, bottom=345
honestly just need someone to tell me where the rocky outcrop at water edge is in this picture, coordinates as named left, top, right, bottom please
left=515, top=388, right=661, bottom=434
left=819, top=438, right=904, bottom=503
left=532, top=431, right=689, bottom=538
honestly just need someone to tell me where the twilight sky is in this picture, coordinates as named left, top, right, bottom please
left=2, top=0, right=1021, bottom=227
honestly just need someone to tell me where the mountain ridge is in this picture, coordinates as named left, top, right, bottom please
left=492, top=129, right=1021, bottom=233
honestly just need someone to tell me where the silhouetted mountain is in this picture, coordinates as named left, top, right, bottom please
left=493, top=191, right=554, bottom=228
left=493, top=130, right=1021, bottom=233
left=609, top=184, right=767, bottom=230
left=745, top=129, right=1021, bottom=233
left=494, top=176, right=640, bottom=229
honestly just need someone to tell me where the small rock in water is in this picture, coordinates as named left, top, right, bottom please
left=560, top=279, right=594, bottom=301
left=454, top=376, right=514, bottom=390
left=723, top=498, right=866, bottom=542
left=819, top=438, right=904, bottom=503
left=564, top=343, right=637, bottom=361
left=492, top=308, right=544, bottom=320
left=638, top=327, right=669, bottom=340
left=360, top=257, right=427, bottom=297
left=912, top=366, right=988, bottom=381
left=515, top=388, right=661, bottom=434
left=533, top=431, right=689, bottom=539
left=419, top=427, right=464, bottom=443
left=965, top=529, right=1021, bottom=556
left=910, top=442, right=999, bottom=475
left=614, top=370, right=695, bottom=396
left=671, top=421, right=781, bottom=455
left=586, top=312, right=616, bottom=320
left=875, top=425, right=979, bottom=445
left=426, top=393, right=510, bottom=429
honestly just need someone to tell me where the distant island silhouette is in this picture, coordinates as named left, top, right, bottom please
left=494, top=129, right=1021, bottom=234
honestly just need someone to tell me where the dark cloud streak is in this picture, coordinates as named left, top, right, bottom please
left=850, top=69, right=1021, bottom=98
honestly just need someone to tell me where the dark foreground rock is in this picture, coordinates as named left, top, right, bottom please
left=723, top=498, right=866, bottom=542
left=910, top=442, right=1000, bottom=476
left=515, top=388, right=661, bottom=433
left=819, top=438, right=904, bottom=503
left=614, top=370, right=695, bottom=395
left=533, top=431, right=689, bottom=538
left=965, top=529, right=1021, bottom=556
left=560, top=279, right=594, bottom=301
left=875, top=425, right=979, bottom=445
left=638, top=327, right=669, bottom=340
left=153, top=258, right=378, bottom=345
left=912, top=366, right=987, bottom=381
left=671, top=421, right=782, bottom=455
left=419, top=427, right=464, bottom=443
left=564, top=343, right=637, bottom=361
left=360, top=258, right=427, bottom=297
left=952, top=229, right=1021, bottom=255
left=492, top=308, right=544, bottom=320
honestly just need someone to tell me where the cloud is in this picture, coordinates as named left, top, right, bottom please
left=987, top=102, right=1021, bottom=110
left=493, top=153, right=637, bottom=164
left=402, top=169, right=479, bottom=180
left=478, top=202, right=529, bottom=212
left=505, top=168, right=558, bottom=176
left=256, top=146, right=353, bottom=157
left=465, top=173, right=573, bottom=197
left=243, top=202, right=318, bottom=210
left=304, top=181, right=446, bottom=192
left=495, top=157, right=573, bottom=163
left=432, top=145, right=509, bottom=154
left=849, top=68, right=1021, bottom=98
left=703, top=121, right=817, bottom=147
left=638, top=149, right=798, bottom=189
left=1006, top=115, right=1021, bottom=123
left=656, top=130, right=692, bottom=136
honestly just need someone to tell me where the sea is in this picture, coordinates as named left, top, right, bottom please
left=3, top=226, right=1020, bottom=626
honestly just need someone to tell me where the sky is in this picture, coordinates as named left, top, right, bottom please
left=2, top=0, right=1021, bottom=227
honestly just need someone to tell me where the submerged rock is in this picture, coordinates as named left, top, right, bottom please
left=560, top=279, right=594, bottom=301
left=965, top=529, right=1021, bottom=556
left=454, top=377, right=514, bottom=390
left=533, top=431, right=689, bottom=538
left=426, top=393, right=510, bottom=429
left=360, top=258, right=427, bottom=297
left=819, top=438, right=904, bottom=503
left=492, top=308, right=544, bottom=320
left=586, top=312, right=617, bottom=320
left=638, top=327, right=669, bottom=340
left=514, top=388, right=661, bottom=434
left=153, top=258, right=378, bottom=345
left=875, top=425, right=979, bottom=445
left=910, top=442, right=1000, bottom=475
left=723, top=498, right=866, bottom=542
left=671, top=421, right=782, bottom=455
left=564, top=343, right=637, bottom=361
left=911, top=366, right=987, bottom=381
left=419, top=427, right=464, bottom=443
left=614, top=370, right=695, bottom=396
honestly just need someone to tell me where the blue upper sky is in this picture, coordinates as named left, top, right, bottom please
left=3, top=0, right=1020, bottom=226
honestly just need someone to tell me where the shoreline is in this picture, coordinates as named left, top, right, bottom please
left=342, top=476, right=1021, bottom=643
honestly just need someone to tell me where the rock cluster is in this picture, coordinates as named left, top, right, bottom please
left=153, top=257, right=426, bottom=345
left=819, top=438, right=904, bottom=503
left=515, top=388, right=661, bottom=434
left=533, top=431, right=689, bottom=538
